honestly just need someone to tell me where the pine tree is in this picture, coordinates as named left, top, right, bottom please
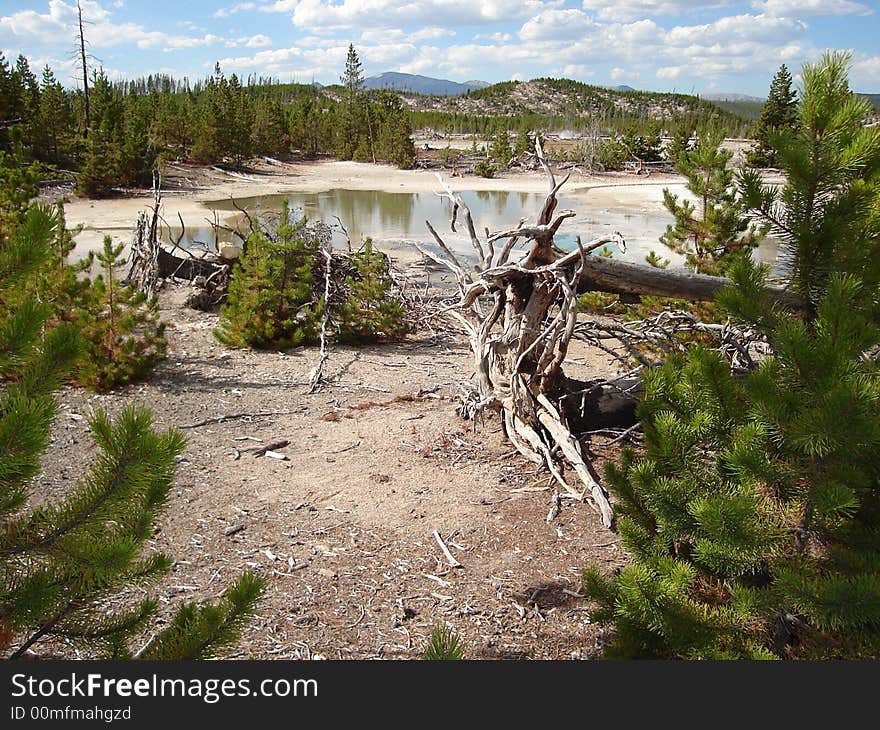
left=191, top=67, right=226, bottom=164
left=215, top=203, right=321, bottom=350
left=583, top=53, right=880, bottom=660
left=118, top=92, right=158, bottom=188
left=34, top=66, right=75, bottom=168
left=372, top=90, right=415, bottom=169
left=490, top=128, right=513, bottom=167
left=289, top=93, right=327, bottom=159
left=747, top=64, right=798, bottom=168
left=660, top=122, right=764, bottom=275
left=336, top=240, right=412, bottom=344
left=0, top=205, right=264, bottom=659
left=422, top=624, right=466, bottom=660
left=76, top=126, right=118, bottom=198
left=224, top=73, right=254, bottom=164
left=75, top=237, right=167, bottom=391
left=739, top=52, right=880, bottom=313
left=0, top=151, right=40, bottom=236
left=252, top=97, right=289, bottom=157
left=513, top=125, right=533, bottom=158
left=664, top=123, right=694, bottom=164
left=337, top=44, right=368, bottom=161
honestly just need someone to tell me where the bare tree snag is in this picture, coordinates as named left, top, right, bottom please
left=420, top=139, right=618, bottom=526
left=309, top=242, right=333, bottom=393
left=77, top=0, right=90, bottom=137
left=419, top=137, right=805, bottom=530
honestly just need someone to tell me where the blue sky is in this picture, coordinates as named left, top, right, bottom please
left=2, top=1, right=878, bottom=96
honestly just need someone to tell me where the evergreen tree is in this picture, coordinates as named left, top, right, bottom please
left=422, top=624, right=466, bottom=660
left=151, top=91, right=192, bottom=154
left=490, top=128, right=513, bottom=167
left=191, top=67, right=226, bottom=164
left=747, top=64, right=798, bottom=168
left=0, top=53, right=19, bottom=152
left=215, top=203, right=321, bottom=350
left=289, top=93, right=328, bottom=159
left=738, top=53, right=880, bottom=313
left=660, top=122, right=763, bottom=274
left=10, top=55, right=39, bottom=158
left=337, top=44, right=369, bottom=161
left=372, top=90, right=415, bottom=169
left=619, top=122, right=663, bottom=163
left=664, top=122, right=695, bottom=164
left=76, top=126, right=118, bottom=198
left=75, top=237, right=167, bottom=391
left=513, top=125, right=532, bottom=158
left=116, top=93, right=158, bottom=188
left=0, top=152, right=40, bottom=236
left=76, top=70, right=124, bottom=197
left=34, top=66, right=75, bottom=168
left=583, top=53, right=880, bottom=660
left=336, top=240, right=412, bottom=344
left=0, top=204, right=264, bottom=659
left=224, top=73, right=254, bottom=164
left=252, top=96, right=289, bottom=157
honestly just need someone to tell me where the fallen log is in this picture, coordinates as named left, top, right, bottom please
left=571, top=248, right=801, bottom=310
left=157, top=246, right=226, bottom=281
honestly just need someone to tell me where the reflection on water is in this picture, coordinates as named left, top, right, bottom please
left=201, top=188, right=681, bottom=265
left=177, top=188, right=780, bottom=270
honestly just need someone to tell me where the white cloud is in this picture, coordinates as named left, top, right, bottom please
left=560, top=63, right=595, bottom=78
left=610, top=66, right=639, bottom=81
left=581, top=1, right=739, bottom=23
left=851, top=54, right=880, bottom=88
left=264, top=0, right=565, bottom=30
left=1, top=1, right=235, bottom=56
left=359, top=26, right=455, bottom=44
left=214, top=2, right=256, bottom=18
left=752, top=0, right=873, bottom=17
left=474, top=32, right=513, bottom=42
left=138, top=33, right=224, bottom=52
left=519, top=9, right=596, bottom=41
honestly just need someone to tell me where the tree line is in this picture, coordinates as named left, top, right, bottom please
left=0, top=45, right=416, bottom=199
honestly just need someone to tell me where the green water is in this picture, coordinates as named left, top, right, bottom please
left=169, top=188, right=779, bottom=269
left=197, top=188, right=678, bottom=263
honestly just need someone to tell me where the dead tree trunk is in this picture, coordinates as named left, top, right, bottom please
left=418, top=141, right=618, bottom=526
left=77, top=0, right=90, bottom=137
left=419, top=139, right=799, bottom=530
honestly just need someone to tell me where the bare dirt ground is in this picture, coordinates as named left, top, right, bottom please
left=39, top=278, right=628, bottom=661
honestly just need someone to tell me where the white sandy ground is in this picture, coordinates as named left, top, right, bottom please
left=61, top=160, right=697, bottom=260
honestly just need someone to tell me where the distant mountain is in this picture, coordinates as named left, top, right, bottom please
left=701, top=92, right=765, bottom=102
left=364, top=72, right=489, bottom=96
left=613, top=85, right=637, bottom=93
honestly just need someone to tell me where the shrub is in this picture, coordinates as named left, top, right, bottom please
left=336, top=240, right=412, bottom=344
left=75, top=237, right=167, bottom=391
left=215, top=203, right=322, bottom=350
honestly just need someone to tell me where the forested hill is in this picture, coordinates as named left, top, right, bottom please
left=398, top=77, right=750, bottom=134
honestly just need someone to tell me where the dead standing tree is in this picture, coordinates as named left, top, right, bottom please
left=419, top=140, right=802, bottom=530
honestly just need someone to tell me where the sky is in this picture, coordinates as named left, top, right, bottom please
left=1, top=0, right=879, bottom=96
